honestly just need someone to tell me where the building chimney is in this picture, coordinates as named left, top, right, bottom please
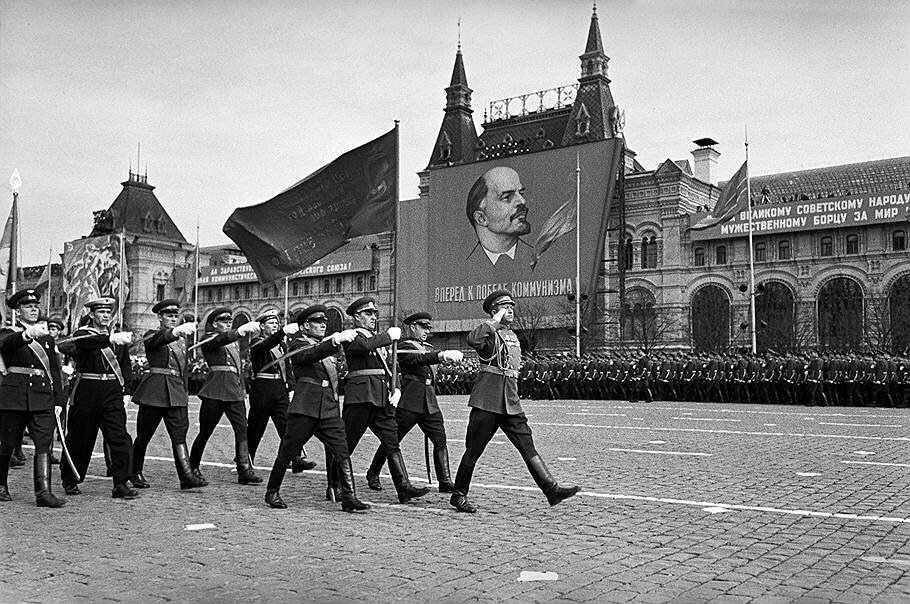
left=691, top=138, right=720, bottom=184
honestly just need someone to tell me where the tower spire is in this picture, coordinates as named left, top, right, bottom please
left=427, top=40, right=478, bottom=168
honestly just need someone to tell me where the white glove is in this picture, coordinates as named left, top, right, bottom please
left=24, top=322, right=49, bottom=340
left=389, top=388, right=401, bottom=407
left=331, top=329, right=358, bottom=345
left=172, top=322, right=196, bottom=337
left=109, top=331, right=133, bottom=346
left=122, top=394, right=132, bottom=405
left=282, top=323, right=300, bottom=335
left=440, top=350, right=464, bottom=364
left=387, top=326, right=401, bottom=341
left=237, top=321, right=261, bottom=336
left=493, top=308, right=508, bottom=323
left=61, top=364, right=75, bottom=376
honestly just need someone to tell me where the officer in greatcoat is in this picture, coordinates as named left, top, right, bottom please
left=128, top=299, right=204, bottom=490
left=450, top=290, right=579, bottom=513
left=0, top=290, right=66, bottom=507
left=263, top=305, right=368, bottom=511
left=364, top=312, right=463, bottom=493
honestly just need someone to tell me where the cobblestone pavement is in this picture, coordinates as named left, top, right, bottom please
left=2, top=397, right=909, bottom=603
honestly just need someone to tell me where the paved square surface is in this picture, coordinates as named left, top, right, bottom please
left=2, top=396, right=909, bottom=602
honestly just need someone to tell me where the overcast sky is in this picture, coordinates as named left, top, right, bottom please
left=1, top=0, right=908, bottom=266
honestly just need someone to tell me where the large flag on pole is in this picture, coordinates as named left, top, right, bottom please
left=691, top=160, right=749, bottom=230
left=223, top=129, right=397, bottom=284
left=0, top=196, right=19, bottom=324
left=531, top=196, right=576, bottom=270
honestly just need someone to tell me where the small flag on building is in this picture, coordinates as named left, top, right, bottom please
left=691, top=160, right=749, bottom=230
left=223, top=128, right=397, bottom=284
left=532, top=196, right=576, bottom=270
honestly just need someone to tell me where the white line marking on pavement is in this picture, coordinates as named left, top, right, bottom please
left=861, top=556, right=910, bottom=567
left=672, top=417, right=742, bottom=422
left=852, top=450, right=876, bottom=456
left=647, top=440, right=666, bottom=444
left=795, top=472, right=821, bottom=477
left=818, top=422, right=902, bottom=428
left=842, top=460, right=910, bottom=468
left=597, top=405, right=908, bottom=419
left=185, top=524, right=216, bottom=531
left=517, top=571, right=558, bottom=582
left=607, top=447, right=711, bottom=457
left=565, top=412, right=627, bottom=417
left=702, top=506, right=733, bottom=514
left=556, top=457, right=577, bottom=461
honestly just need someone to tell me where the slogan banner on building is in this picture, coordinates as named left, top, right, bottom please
left=198, top=250, right=373, bottom=285
left=63, top=234, right=125, bottom=322
left=426, top=139, right=622, bottom=322
left=690, top=189, right=910, bottom=241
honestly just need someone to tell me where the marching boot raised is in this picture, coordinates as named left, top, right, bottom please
left=387, top=449, right=429, bottom=503
left=264, top=489, right=287, bottom=509
left=365, top=447, right=384, bottom=490
left=173, top=443, right=205, bottom=490
left=291, top=456, right=316, bottom=473
left=449, top=490, right=476, bottom=513
left=433, top=447, right=455, bottom=493
left=0, top=453, right=12, bottom=501
left=526, top=455, right=579, bottom=506
left=338, top=459, right=369, bottom=512
left=236, top=441, right=262, bottom=485
left=264, top=455, right=290, bottom=508
left=34, top=452, right=65, bottom=508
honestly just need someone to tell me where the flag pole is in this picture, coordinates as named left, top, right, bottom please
left=575, top=153, right=581, bottom=358
left=194, top=218, right=200, bottom=358
left=118, top=227, right=126, bottom=330
left=745, top=127, right=757, bottom=354
left=10, top=183, right=20, bottom=326
left=46, top=247, right=53, bottom=318
left=390, top=120, right=400, bottom=393
left=283, top=276, right=290, bottom=322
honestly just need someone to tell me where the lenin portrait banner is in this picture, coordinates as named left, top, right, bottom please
left=427, top=139, right=623, bottom=322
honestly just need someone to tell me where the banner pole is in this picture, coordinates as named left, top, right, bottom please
left=194, top=218, right=200, bottom=358
left=575, top=153, right=581, bottom=358
left=46, top=247, right=53, bottom=317
left=284, top=276, right=290, bottom=322
left=745, top=127, right=757, bottom=354
left=118, top=227, right=126, bottom=330
left=390, top=120, right=401, bottom=394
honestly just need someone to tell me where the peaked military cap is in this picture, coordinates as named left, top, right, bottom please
left=296, top=304, right=328, bottom=324
left=482, top=290, right=515, bottom=315
left=46, top=316, right=65, bottom=331
left=152, top=299, right=180, bottom=315
left=7, top=289, right=40, bottom=308
left=207, top=306, right=232, bottom=325
left=85, top=297, right=116, bottom=311
left=256, top=309, right=280, bottom=323
left=404, top=312, right=432, bottom=326
left=346, top=296, right=376, bottom=316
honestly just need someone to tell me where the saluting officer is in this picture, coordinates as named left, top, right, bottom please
left=59, top=297, right=137, bottom=499
left=0, top=290, right=66, bottom=507
left=450, top=291, right=579, bottom=513
left=128, top=299, right=204, bottom=490
left=246, top=310, right=315, bottom=472
left=264, top=305, right=368, bottom=511
left=341, top=296, right=429, bottom=503
left=365, top=312, right=463, bottom=493
left=188, top=307, right=262, bottom=485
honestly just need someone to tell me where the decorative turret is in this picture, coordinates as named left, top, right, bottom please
left=427, top=43, right=478, bottom=168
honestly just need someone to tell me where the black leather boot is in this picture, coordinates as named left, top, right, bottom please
left=265, top=489, right=287, bottom=509
left=10, top=447, right=25, bottom=468
left=131, top=438, right=150, bottom=488
left=0, top=453, right=12, bottom=501
left=130, top=472, right=150, bottom=489
left=433, top=447, right=455, bottom=493
left=112, top=482, right=139, bottom=499
left=236, top=441, right=262, bottom=485
left=366, top=446, right=385, bottom=491
left=291, top=456, right=317, bottom=473
left=526, top=455, right=580, bottom=506
left=34, top=452, right=65, bottom=508
left=338, top=459, right=369, bottom=512
left=387, top=450, right=429, bottom=503
left=173, top=444, right=205, bottom=490
left=449, top=490, right=476, bottom=513
left=325, top=460, right=340, bottom=502
left=190, top=467, right=208, bottom=487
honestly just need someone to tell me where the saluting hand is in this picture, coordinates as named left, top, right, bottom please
left=440, top=350, right=464, bottom=364
left=237, top=321, right=261, bottom=336
left=172, top=322, right=196, bottom=337
left=282, top=323, right=301, bottom=335
left=109, top=331, right=133, bottom=346
left=387, top=327, right=401, bottom=341
left=24, top=322, right=49, bottom=340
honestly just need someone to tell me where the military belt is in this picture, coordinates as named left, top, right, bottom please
left=80, top=373, right=118, bottom=381
left=253, top=373, right=283, bottom=380
left=346, top=369, right=386, bottom=378
left=209, top=365, right=238, bottom=374
left=6, top=366, right=46, bottom=377
left=148, top=368, right=180, bottom=377
left=299, top=377, right=330, bottom=388
left=480, top=365, right=520, bottom=379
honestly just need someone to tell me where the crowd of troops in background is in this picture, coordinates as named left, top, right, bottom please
left=436, top=350, right=910, bottom=408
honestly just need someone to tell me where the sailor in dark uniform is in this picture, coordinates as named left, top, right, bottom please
left=264, top=305, right=368, bottom=511
left=450, top=291, right=579, bottom=513
left=0, top=290, right=66, bottom=507
left=364, top=312, right=464, bottom=493
left=58, top=297, right=137, bottom=499
left=128, top=299, right=205, bottom=490
left=341, top=296, right=429, bottom=503
left=188, top=307, right=262, bottom=485
left=246, top=309, right=315, bottom=472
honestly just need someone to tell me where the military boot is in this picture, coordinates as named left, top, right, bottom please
left=433, top=447, right=455, bottom=493
left=338, top=459, right=369, bottom=512
left=236, top=441, right=262, bottom=485
left=34, top=452, right=65, bottom=508
left=173, top=443, right=205, bottom=490
left=526, top=455, right=580, bottom=506
left=387, top=450, right=429, bottom=503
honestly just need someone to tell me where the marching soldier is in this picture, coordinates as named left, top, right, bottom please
left=0, top=290, right=66, bottom=507
left=128, top=299, right=205, bottom=490
left=188, top=307, right=262, bottom=485
left=264, top=305, right=368, bottom=511
left=59, top=297, right=137, bottom=499
left=246, top=310, right=315, bottom=472
left=365, top=312, right=463, bottom=494
left=340, top=296, right=429, bottom=503
left=450, top=290, right=579, bottom=513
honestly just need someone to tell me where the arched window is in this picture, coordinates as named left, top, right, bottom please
left=715, top=245, right=727, bottom=265
left=691, top=285, right=730, bottom=352
left=322, top=279, right=330, bottom=294
left=622, top=238, right=634, bottom=270
left=326, top=308, right=344, bottom=334
left=694, top=247, right=705, bottom=267
left=292, top=281, right=299, bottom=296
left=755, top=282, right=795, bottom=352
left=621, top=288, right=657, bottom=344
left=846, top=234, right=859, bottom=255
left=754, top=242, right=766, bottom=262
left=820, top=236, right=833, bottom=256
left=645, top=236, right=657, bottom=269
left=641, top=237, right=649, bottom=269
left=890, top=274, right=910, bottom=351
left=778, top=240, right=791, bottom=260
left=893, top=230, right=906, bottom=251
left=817, top=277, right=863, bottom=349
